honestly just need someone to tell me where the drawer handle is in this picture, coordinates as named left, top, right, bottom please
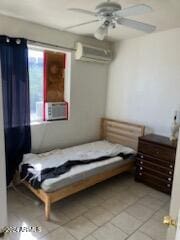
left=169, top=171, right=173, bottom=175
left=140, top=167, right=143, bottom=170
left=139, top=173, right=143, bottom=176
left=140, top=155, right=144, bottom=159
left=169, top=165, right=173, bottom=169
left=140, top=161, right=143, bottom=165
left=167, top=184, right=171, bottom=188
left=168, top=178, right=172, bottom=182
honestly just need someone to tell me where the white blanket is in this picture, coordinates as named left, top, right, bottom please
left=20, top=140, right=135, bottom=181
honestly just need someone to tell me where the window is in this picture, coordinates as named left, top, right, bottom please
left=28, top=47, right=70, bottom=123
left=28, top=49, right=44, bottom=122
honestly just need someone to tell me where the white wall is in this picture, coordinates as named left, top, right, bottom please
left=106, top=28, right=180, bottom=137
left=0, top=14, right=111, bottom=152
left=31, top=55, right=109, bottom=152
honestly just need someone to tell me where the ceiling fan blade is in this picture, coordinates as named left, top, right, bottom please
left=117, top=18, right=156, bottom=33
left=68, top=8, right=96, bottom=16
left=64, top=20, right=99, bottom=30
left=113, top=4, right=153, bottom=18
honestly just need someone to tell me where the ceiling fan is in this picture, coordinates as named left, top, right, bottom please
left=65, top=0, right=156, bottom=40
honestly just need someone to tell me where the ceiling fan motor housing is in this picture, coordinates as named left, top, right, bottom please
left=95, top=2, right=122, bottom=17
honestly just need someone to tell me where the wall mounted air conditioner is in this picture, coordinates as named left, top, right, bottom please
left=45, top=102, right=68, bottom=121
left=75, top=42, right=112, bottom=64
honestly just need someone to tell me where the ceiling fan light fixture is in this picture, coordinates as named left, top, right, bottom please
left=94, top=24, right=108, bottom=40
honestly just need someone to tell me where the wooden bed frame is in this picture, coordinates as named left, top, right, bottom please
left=23, top=118, right=145, bottom=220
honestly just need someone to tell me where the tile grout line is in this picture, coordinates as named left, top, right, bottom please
left=51, top=182, right=136, bottom=239
left=115, top=196, right=169, bottom=240
left=80, top=190, right=153, bottom=240
left=8, top=177, right=170, bottom=240
left=41, top=190, right=170, bottom=240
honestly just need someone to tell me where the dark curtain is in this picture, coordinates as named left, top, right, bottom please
left=0, top=36, right=31, bottom=185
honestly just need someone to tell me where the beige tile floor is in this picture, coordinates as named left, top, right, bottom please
left=4, top=173, right=170, bottom=240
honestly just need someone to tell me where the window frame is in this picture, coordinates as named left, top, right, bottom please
left=28, top=44, right=71, bottom=125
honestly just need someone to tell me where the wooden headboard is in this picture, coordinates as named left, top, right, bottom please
left=101, top=118, right=145, bottom=151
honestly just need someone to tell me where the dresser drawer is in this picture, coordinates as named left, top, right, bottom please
left=138, top=141, right=176, bottom=162
left=136, top=158, right=174, bottom=177
left=137, top=154, right=174, bottom=169
left=135, top=171, right=172, bottom=194
left=136, top=165, right=173, bottom=183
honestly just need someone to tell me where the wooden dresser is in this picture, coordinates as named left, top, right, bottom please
left=135, top=134, right=177, bottom=194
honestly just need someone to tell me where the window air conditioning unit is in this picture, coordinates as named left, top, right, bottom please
left=75, top=42, right=112, bottom=64
left=45, top=102, right=68, bottom=121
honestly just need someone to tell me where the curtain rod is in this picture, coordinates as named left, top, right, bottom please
left=27, top=39, right=76, bottom=52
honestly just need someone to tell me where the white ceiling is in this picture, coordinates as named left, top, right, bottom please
left=0, top=0, right=180, bottom=41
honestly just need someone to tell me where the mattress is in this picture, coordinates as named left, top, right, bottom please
left=41, top=156, right=134, bottom=192
left=21, top=140, right=135, bottom=192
